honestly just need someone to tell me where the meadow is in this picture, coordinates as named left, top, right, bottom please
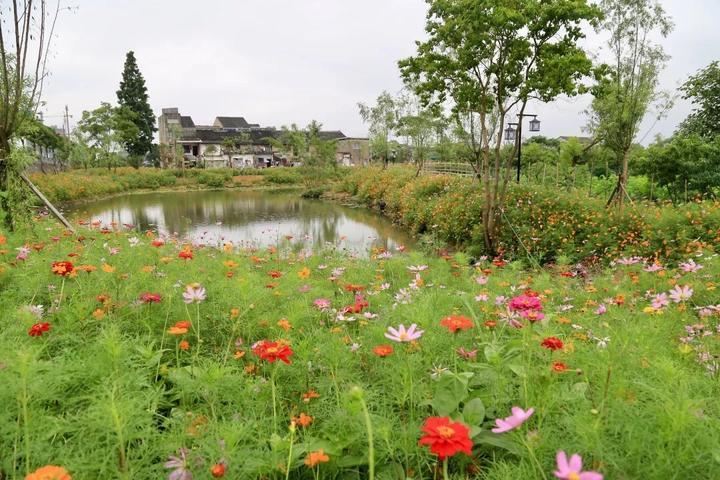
left=1, top=214, right=719, bottom=479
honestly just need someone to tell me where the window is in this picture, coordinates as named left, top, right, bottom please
left=352, top=143, right=360, bottom=150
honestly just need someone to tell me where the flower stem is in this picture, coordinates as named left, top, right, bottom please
left=285, top=423, right=295, bottom=480
left=442, top=458, right=449, bottom=480
left=522, top=436, right=548, bottom=480
left=358, top=394, right=375, bottom=480
left=271, top=364, right=279, bottom=434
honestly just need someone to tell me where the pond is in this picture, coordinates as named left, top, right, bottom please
left=65, top=190, right=414, bottom=253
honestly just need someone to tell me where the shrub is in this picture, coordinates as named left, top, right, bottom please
left=264, top=168, right=301, bottom=185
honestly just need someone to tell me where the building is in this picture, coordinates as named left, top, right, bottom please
left=158, top=107, right=370, bottom=169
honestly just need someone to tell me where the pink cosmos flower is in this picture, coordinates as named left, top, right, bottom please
left=644, top=263, right=664, bottom=272
left=669, top=285, right=693, bottom=303
left=491, top=406, right=534, bottom=433
left=456, top=347, right=477, bottom=360
left=182, top=283, right=206, bottom=304
left=385, top=323, right=424, bottom=342
left=475, top=276, right=489, bottom=285
left=553, top=451, right=603, bottom=480
left=651, top=293, right=669, bottom=309
left=679, top=259, right=703, bottom=273
left=594, top=304, right=607, bottom=315
left=475, top=293, right=489, bottom=302
left=313, top=298, right=331, bottom=310
left=16, top=246, right=30, bottom=261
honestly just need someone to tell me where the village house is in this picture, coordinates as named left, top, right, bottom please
left=158, top=108, right=370, bottom=169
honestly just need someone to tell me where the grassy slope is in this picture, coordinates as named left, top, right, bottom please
left=0, top=221, right=719, bottom=479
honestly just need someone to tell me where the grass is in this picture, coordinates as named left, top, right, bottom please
left=0, top=219, right=719, bottom=479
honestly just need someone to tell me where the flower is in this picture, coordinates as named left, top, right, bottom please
left=669, top=285, right=693, bottom=303
left=520, top=310, right=545, bottom=322
left=418, top=416, right=473, bottom=459
left=541, top=337, right=564, bottom=351
left=456, top=347, right=477, bottom=360
left=440, top=315, right=474, bottom=333
left=651, top=293, right=669, bottom=309
left=140, top=292, right=162, bottom=304
left=179, top=340, right=190, bottom=351
left=29, top=322, right=51, bottom=337
left=553, top=451, right=603, bottom=480
left=552, top=361, right=568, bottom=372
left=179, top=249, right=193, bottom=260
left=372, top=345, right=394, bottom=357
left=210, top=463, right=226, bottom=478
left=182, top=283, right=206, bottom=304
left=491, top=406, right=535, bottom=433
left=164, top=448, right=192, bottom=480
left=51, top=261, right=74, bottom=276
left=679, top=259, right=703, bottom=273
left=293, top=412, right=313, bottom=427
left=25, top=465, right=71, bottom=480
left=509, top=294, right=542, bottom=312
left=252, top=340, right=294, bottom=364
left=302, top=390, right=320, bottom=402
left=384, top=323, right=424, bottom=342
left=313, top=298, right=331, bottom=310
left=304, top=449, right=330, bottom=468
left=298, top=267, right=311, bottom=279
left=168, top=321, right=191, bottom=335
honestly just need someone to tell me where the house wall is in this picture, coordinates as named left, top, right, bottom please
left=335, top=138, right=370, bottom=166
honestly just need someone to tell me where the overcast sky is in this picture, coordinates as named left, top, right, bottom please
left=39, top=0, right=719, bottom=142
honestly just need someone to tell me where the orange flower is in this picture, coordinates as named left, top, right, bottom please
left=304, top=449, right=329, bottom=468
left=223, top=242, right=234, bottom=253
left=268, top=270, right=283, bottom=278
left=230, top=308, right=240, bottom=319
left=223, top=260, right=238, bottom=269
left=234, top=350, right=246, bottom=359
left=168, top=321, right=191, bottom=335
left=373, top=345, right=394, bottom=357
left=0, top=234, right=6, bottom=245
left=92, top=308, right=105, bottom=320
left=293, top=412, right=313, bottom=427
left=298, top=267, right=311, bottom=279
left=179, top=340, right=190, bottom=351
left=101, top=263, right=116, bottom=273
left=277, top=318, right=292, bottom=332
left=302, top=390, right=320, bottom=402
left=440, top=315, right=474, bottom=333
left=25, top=465, right=71, bottom=480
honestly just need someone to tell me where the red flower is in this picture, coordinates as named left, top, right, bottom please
left=252, top=340, right=294, bottom=364
left=210, top=463, right=226, bottom=477
left=541, top=336, right=564, bottom=351
left=139, top=292, right=162, bottom=304
left=483, top=320, right=497, bottom=328
left=418, top=416, right=473, bottom=459
left=268, top=270, right=283, bottom=278
left=372, top=345, right=394, bottom=357
left=179, top=249, right=193, bottom=260
left=440, top=315, right=474, bottom=333
left=29, top=322, right=51, bottom=337
left=552, top=361, right=568, bottom=372
left=344, top=284, right=365, bottom=293
left=51, top=261, right=74, bottom=276
left=151, top=239, right=165, bottom=247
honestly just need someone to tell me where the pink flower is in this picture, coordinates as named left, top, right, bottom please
left=384, top=323, right=424, bottom=342
left=679, top=259, right=703, bottom=273
left=313, top=298, right=331, bottom=310
left=475, top=276, right=489, bottom=285
left=456, top=347, right=477, bottom=360
left=644, top=263, right=664, bottom=272
left=509, top=295, right=542, bottom=312
left=651, top=293, right=669, bottom=309
left=553, top=451, right=603, bottom=480
left=491, top=406, right=534, bottom=433
left=669, top=285, right=693, bottom=303
left=594, top=304, right=607, bottom=315
left=182, top=283, right=206, bottom=304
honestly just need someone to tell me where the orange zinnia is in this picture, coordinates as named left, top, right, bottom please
left=304, top=449, right=329, bottom=468
left=293, top=412, right=313, bottom=427
left=440, top=315, right=474, bottom=333
left=25, top=465, right=71, bottom=480
left=373, top=345, right=394, bottom=357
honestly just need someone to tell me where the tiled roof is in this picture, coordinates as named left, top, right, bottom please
left=180, top=116, right=195, bottom=128
left=215, top=116, right=251, bottom=129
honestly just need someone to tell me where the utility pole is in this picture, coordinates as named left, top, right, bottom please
left=64, top=105, right=71, bottom=137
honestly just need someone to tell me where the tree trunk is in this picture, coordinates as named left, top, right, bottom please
left=0, top=139, right=14, bottom=230
left=607, top=148, right=630, bottom=208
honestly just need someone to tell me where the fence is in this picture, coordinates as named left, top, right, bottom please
left=421, top=161, right=476, bottom=177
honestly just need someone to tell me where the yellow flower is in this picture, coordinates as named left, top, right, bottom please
left=102, top=263, right=115, bottom=273
left=141, top=265, right=155, bottom=273
left=223, top=242, right=234, bottom=253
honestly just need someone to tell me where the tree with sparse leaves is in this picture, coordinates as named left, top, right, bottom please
left=399, top=0, right=601, bottom=254
left=117, top=51, right=156, bottom=166
left=678, top=61, right=720, bottom=140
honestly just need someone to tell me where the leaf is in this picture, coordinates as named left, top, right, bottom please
left=473, top=431, right=523, bottom=455
left=431, top=374, right=468, bottom=416
left=508, top=364, right=528, bottom=378
left=462, top=398, right=486, bottom=426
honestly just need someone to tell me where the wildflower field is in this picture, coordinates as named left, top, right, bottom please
left=1, top=218, right=720, bottom=479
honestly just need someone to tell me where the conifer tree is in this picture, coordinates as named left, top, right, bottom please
left=116, top=51, right=156, bottom=163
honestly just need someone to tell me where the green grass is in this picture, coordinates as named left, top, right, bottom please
left=0, top=221, right=719, bottom=479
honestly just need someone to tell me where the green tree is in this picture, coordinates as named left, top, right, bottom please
left=358, top=91, right=399, bottom=168
left=76, top=103, right=139, bottom=171
left=588, top=0, right=673, bottom=207
left=399, top=0, right=601, bottom=253
left=116, top=51, right=156, bottom=165
left=678, top=61, right=720, bottom=139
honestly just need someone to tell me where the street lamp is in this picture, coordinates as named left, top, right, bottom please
left=507, top=114, right=540, bottom=182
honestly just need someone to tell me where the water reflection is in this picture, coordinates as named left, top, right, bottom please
left=66, top=190, right=414, bottom=253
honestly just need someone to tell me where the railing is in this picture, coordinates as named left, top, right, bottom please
left=422, top=162, right=476, bottom=177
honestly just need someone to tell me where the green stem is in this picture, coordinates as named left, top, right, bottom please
left=285, top=423, right=296, bottom=480
left=522, top=436, right=548, bottom=480
left=442, top=458, right=449, bottom=480
left=358, top=395, right=375, bottom=480
left=20, top=372, right=30, bottom=476
left=271, top=364, right=279, bottom=434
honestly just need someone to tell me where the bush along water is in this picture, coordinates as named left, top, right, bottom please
left=339, top=166, right=720, bottom=264
left=1, top=219, right=720, bottom=478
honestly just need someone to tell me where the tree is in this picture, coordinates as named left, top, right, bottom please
left=0, top=1, right=63, bottom=228
left=76, top=103, right=139, bottom=171
left=396, top=92, right=443, bottom=176
left=399, top=0, right=601, bottom=254
left=358, top=91, right=399, bottom=168
left=116, top=51, right=156, bottom=165
left=677, top=61, right=720, bottom=139
left=588, top=0, right=673, bottom=207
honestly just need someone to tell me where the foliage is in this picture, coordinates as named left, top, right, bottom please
left=358, top=91, right=399, bottom=166
left=677, top=61, right=720, bottom=139
left=1, top=218, right=720, bottom=478
left=76, top=103, right=140, bottom=170
left=116, top=51, right=157, bottom=161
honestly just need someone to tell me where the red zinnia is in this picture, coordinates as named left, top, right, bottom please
left=372, top=345, right=394, bottom=357
left=541, top=336, right=564, bottom=351
left=418, top=416, right=473, bottom=459
left=268, top=270, right=283, bottom=278
left=139, top=292, right=162, bottom=304
left=551, top=361, right=568, bottom=372
left=440, top=315, right=474, bottom=333
left=29, top=322, right=51, bottom=337
left=179, top=249, right=193, bottom=260
left=252, top=340, right=294, bottom=364
left=344, top=284, right=365, bottom=293
left=51, top=261, right=74, bottom=276
left=210, top=463, right=226, bottom=478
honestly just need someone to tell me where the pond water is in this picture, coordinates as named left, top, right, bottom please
left=65, top=190, right=413, bottom=253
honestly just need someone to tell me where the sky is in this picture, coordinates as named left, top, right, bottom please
left=38, top=0, right=720, bottom=142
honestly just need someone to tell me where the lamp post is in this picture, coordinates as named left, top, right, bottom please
left=506, top=114, right=540, bottom=183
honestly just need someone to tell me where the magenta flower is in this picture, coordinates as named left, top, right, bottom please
left=553, top=451, right=603, bottom=480
left=594, top=304, right=607, bottom=315
left=669, top=285, right=693, bottom=303
left=140, top=292, right=162, bottom=304
left=491, top=406, right=534, bottom=433
left=509, top=295, right=542, bottom=312
left=313, top=298, right=331, bottom=310
left=384, top=323, right=424, bottom=342
left=182, top=283, right=206, bottom=304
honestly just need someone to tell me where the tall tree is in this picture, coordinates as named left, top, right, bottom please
left=76, top=103, right=139, bottom=171
left=116, top=51, right=156, bottom=165
left=399, top=0, right=601, bottom=254
left=0, top=1, right=62, bottom=228
left=358, top=91, right=399, bottom=168
left=588, top=0, right=673, bottom=207
left=678, top=61, right=720, bottom=139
